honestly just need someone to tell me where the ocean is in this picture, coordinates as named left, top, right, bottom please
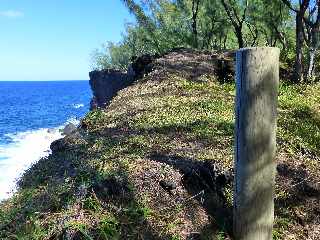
left=0, top=81, right=92, bottom=200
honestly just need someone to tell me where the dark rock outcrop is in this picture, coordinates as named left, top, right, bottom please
left=50, top=131, right=86, bottom=153
left=62, top=123, right=77, bottom=136
left=130, top=54, right=157, bottom=77
left=50, top=138, right=67, bottom=152
left=89, top=69, right=135, bottom=109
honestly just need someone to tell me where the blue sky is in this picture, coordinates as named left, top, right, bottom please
left=0, top=1, right=133, bottom=81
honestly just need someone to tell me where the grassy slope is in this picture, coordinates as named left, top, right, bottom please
left=0, top=51, right=319, bottom=240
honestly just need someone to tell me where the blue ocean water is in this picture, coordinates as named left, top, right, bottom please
left=0, top=81, right=91, bottom=199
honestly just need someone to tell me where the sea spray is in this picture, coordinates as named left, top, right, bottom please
left=0, top=118, right=80, bottom=200
left=72, top=103, right=85, bottom=109
left=0, top=127, right=62, bottom=200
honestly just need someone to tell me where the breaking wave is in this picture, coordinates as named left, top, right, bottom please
left=0, top=119, right=80, bottom=201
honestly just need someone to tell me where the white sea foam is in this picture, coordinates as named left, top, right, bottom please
left=72, top=103, right=84, bottom=109
left=0, top=119, right=79, bottom=201
left=66, top=117, right=80, bottom=126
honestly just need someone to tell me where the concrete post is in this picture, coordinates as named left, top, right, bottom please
left=234, top=47, right=280, bottom=240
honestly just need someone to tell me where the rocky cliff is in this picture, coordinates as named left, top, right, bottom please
left=89, top=69, right=134, bottom=109
left=89, top=54, right=156, bottom=109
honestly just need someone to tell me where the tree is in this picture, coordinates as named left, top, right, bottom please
left=219, top=0, right=249, bottom=48
left=303, top=1, right=320, bottom=80
left=121, top=0, right=163, bottom=53
left=249, top=0, right=290, bottom=48
left=200, top=0, right=234, bottom=49
left=90, top=42, right=132, bottom=70
left=281, top=0, right=311, bottom=82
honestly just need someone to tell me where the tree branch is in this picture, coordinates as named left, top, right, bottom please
left=281, top=0, right=299, bottom=13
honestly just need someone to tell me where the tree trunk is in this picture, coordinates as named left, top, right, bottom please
left=234, top=47, right=279, bottom=240
left=295, top=13, right=305, bottom=82
left=236, top=27, right=244, bottom=48
left=192, top=0, right=200, bottom=48
left=306, top=27, right=319, bottom=81
left=223, top=34, right=228, bottom=49
left=307, top=48, right=316, bottom=80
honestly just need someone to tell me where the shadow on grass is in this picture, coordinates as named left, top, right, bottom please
left=275, top=163, right=320, bottom=226
left=148, top=152, right=234, bottom=238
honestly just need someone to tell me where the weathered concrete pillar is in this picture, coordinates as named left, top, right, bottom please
left=234, top=47, right=279, bottom=240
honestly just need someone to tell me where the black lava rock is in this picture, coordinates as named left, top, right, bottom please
left=159, top=180, right=177, bottom=193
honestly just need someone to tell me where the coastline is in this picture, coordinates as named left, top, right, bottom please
left=0, top=80, right=91, bottom=201
left=0, top=121, right=79, bottom=201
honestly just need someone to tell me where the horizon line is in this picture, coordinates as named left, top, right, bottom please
left=0, top=79, right=89, bottom=82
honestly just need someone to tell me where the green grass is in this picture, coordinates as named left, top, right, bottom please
left=97, top=216, right=120, bottom=240
left=278, top=83, right=320, bottom=157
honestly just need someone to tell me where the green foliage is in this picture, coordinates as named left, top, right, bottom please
left=89, top=0, right=301, bottom=75
left=91, top=0, right=297, bottom=71
left=216, top=231, right=227, bottom=240
left=83, top=109, right=106, bottom=128
left=83, top=196, right=102, bottom=212
left=273, top=216, right=291, bottom=240
left=97, top=216, right=120, bottom=240
left=66, top=221, right=94, bottom=240
left=91, top=41, right=132, bottom=71
left=171, top=234, right=182, bottom=240
left=124, top=203, right=153, bottom=222
left=9, top=215, right=48, bottom=240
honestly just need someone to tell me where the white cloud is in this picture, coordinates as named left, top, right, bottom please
left=0, top=10, right=24, bottom=18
